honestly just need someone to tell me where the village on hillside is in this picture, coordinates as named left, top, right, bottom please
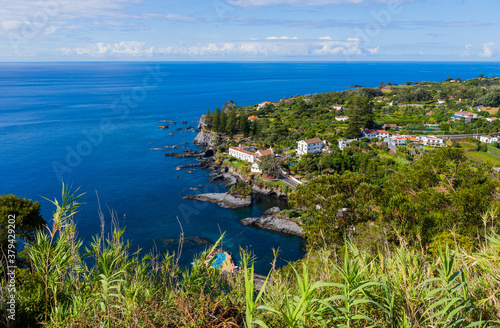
left=200, top=76, right=500, bottom=188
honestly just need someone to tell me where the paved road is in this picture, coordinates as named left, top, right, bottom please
left=279, top=175, right=301, bottom=188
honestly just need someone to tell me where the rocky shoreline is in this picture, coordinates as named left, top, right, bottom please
left=241, top=206, right=303, bottom=237
left=165, top=148, right=214, bottom=158
left=176, top=115, right=302, bottom=238
left=176, top=163, right=201, bottom=170
left=183, top=192, right=252, bottom=209
left=241, top=216, right=303, bottom=237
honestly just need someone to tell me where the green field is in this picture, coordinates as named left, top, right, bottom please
left=258, top=177, right=286, bottom=187
left=487, top=145, right=500, bottom=156
left=465, top=151, right=500, bottom=166
left=378, top=153, right=411, bottom=166
left=458, top=141, right=477, bottom=150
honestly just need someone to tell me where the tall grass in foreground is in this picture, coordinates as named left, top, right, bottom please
left=2, top=185, right=500, bottom=327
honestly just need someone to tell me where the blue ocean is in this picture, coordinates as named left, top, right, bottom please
left=2, top=62, right=500, bottom=272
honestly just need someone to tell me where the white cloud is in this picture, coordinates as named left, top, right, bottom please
left=0, top=0, right=143, bottom=37
left=318, top=36, right=333, bottom=40
left=480, top=42, right=497, bottom=58
left=462, top=44, right=472, bottom=57
left=227, top=0, right=364, bottom=6
left=60, top=37, right=380, bottom=58
left=1, top=20, right=24, bottom=31
left=60, top=41, right=154, bottom=56
left=367, top=46, right=380, bottom=54
left=266, top=36, right=298, bottom=39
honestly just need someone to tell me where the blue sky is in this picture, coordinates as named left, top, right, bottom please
left=1, top=0, right=499, bottom=61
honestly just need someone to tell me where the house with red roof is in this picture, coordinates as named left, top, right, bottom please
left=229, top=146, right=257, bottom=163
left=421, top=136, right=444, bottom=147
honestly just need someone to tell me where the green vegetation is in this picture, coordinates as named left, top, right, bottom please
left=291, top=148, right=498, bottom=250
left=0, top=194, right=46, bottom=265
left=465, top=151, right=500, bottom=166
left=6, top=77, right=500, bottom=327
left=7, top=185, right=500, bottom=327
left=229, top=181, right=252, bottom=199
left=203, top=76, right=500, bottom=150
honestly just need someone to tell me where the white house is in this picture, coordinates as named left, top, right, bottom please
left=422, top=136, right=444, bottom=147
left=451, top=111, right=479, bottom=123
left=229, top=147, right=257, bottom=163
left=255, top=148, right=275, bottom=158
left=297, top=138, right=326, bottom=155
left=362, top=129, right=378, bottom=139
left=257, top=101, right=271, bottom=110
left=480, top=135, right=499, bottom=144
left=361, top=129, right=388, bottom=140
left=389, top=135, right=407, bottom=146
left=251, top=163, right=262, bottom=173
left=486, top=117, right=498, bottom=123
left=376, top=130, right=390, bottom=139
left=438, top=99, right=446, bottom=105
left=332, top=105, right=343, bottom=111
left=337, top=139, right=357, bottom=150
left=335, top=116, right=349, bottom=122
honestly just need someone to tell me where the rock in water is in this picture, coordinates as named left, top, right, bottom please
left=241, top=216, right=303, bottom=237
left=264, top=206, right=281, bottom=215
left=183, top=192, right=252, bottom=209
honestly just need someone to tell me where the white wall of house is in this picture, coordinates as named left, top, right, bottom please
left=251, top=163, right=262, bottom=173
left=229, top=148, right=256, bottom=163
left=422, top=137, right=444, bottom=147
left=297, top=140, right=325, bottom=155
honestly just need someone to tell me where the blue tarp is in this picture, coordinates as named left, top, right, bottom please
left=212, top=253, right=226, bottom=269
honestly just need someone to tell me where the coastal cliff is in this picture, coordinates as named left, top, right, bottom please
left=193, top=115, right=218, bottom=146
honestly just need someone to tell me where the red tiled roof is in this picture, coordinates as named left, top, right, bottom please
left=256, top=149, right=274, bottom=157
left=363, top=129, right=377, bottom=135
left=248, top=115, right=260, bottom=120
left=456, top=111, right=476, bottom=116
left=376, top=130, right=389, bottom=134
left=229, top=147, right=255, bottom=157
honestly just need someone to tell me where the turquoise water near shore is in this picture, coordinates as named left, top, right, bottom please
left=2, top=62, right=500, bottom=272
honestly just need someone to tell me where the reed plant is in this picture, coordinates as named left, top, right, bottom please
left=5, top=184, right=500, bottom=327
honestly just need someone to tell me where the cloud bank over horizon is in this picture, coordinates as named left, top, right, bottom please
left=0, top=0, right=498, bottom=61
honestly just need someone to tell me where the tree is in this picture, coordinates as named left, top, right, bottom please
left=239, top=113, right=250, bottom=137
left=0, top=194, right=46, bottom=262
left=290, top=172, right=379, bottom=249
left=226, top=110, right=237, bottom=135
left=479, top=91, right=500, bottom=107
left=345, top=106, right=363, bottom=139
left=212, top=107, right=220, bottom=132
left=219, top=112, right=227, bottom=133
left=379, top=82, right=386, bottom=89
left=259, top=154, right=281, bottom=178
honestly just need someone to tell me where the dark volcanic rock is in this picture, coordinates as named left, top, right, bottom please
left=241, top=216, right=303, bottom=237
left=176, top=163, right=201, bottom=170
left=264, top=206, right=282, bottom=215
left=164, top=148, right=214, bottom=158
left=183, top=193, right=252, bottom=209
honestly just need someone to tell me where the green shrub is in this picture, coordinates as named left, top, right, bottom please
left=428, top=231, right=473, bottom=256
